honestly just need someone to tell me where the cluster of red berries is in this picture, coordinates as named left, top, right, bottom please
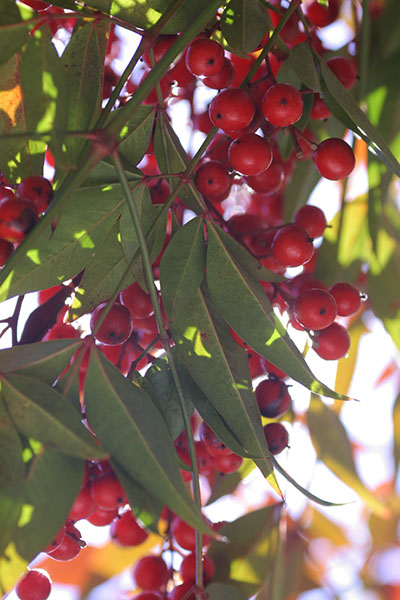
left=0, top=176, right=52, bottom=267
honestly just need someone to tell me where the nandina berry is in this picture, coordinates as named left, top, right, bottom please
left=185, top=38, right=224, bottom=77
left=87, top=506, right=119, bottom=526
left=110, top=509, right=148, bottom=546
left=0, top=239, right=13, bottom=266
left=133, top=555, right=169, bottom=590
left=180, top=553, right=215, bottom=583
left=133, top=594, right=163, bottom=600
left=228, top=133, right=273, bottom=176
left=0, top=186, right=15, bottom=201
left=17, top=175, right=53, bottom=213
left=16, top=570, right=52, bottom=600
left=143, top=35, right=177, bottom=68
left=311, top=94, right=331, bottom=120
left=90, top=472, right=126, bottom=510
left=90, top=301, right=133, bottom=345
left=209, top=87, right=255, bottom=132
left=313, top=138, right=355, bottom=180
left=271, top=224, right=314, bottom=268
left=261, top=83, right=303, bottom=127
left=329, top=282, right=362, bottom=316
left=194, top=160, right=231, bottom=198
left=203, top=57, right=235, bottom=89
left=168, top=581, right=195, bottom=600
left=212, top=452, right=243, bottom=474
left=68, top=483, right=96, bottom=522
left=255, top=378, right=291, bottom=419
left=294, top=205, right=327, bottom=238
left=171, top=517, right=212, bottom=551
left=326, top=56, right=357, bottom=90
left=287, top=273, right=328, bottom=297
left=312, top=322, right=350, bottom=360
left=120, top=281, right=154, bottom=319
left=0, top=197, right=38, bottom=243
left=245, top=160, right=284, bottom=194
left=44, top=524, right=66, bottom=553
left=199, top=421, right=233, bottom=457
left=47, top=522, right=84, bottom=561
left=264, top=422, right=289, bottom=455
left=305, top=0, right=340, bottom=27
left=293, top=288, right=338, bottom=331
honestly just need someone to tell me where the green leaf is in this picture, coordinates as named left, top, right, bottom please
left=154, top=111, right=204, bottom=214
left=207, top=505, right=282, bottom=596
left=84, top=347, right=214, bottom=536
left=118, top=105, right=156, bottom=168
left=205, top=221, right=349, bottom=401
left=206, top=583, right=248, bottom=600
left=1, top=374, right=105, bottom=459
left=318, top=58, right=400, bottom=178
left=307, top=395, right=390, bottom=516
left=71, top=221, right=132, bottom=319
left=59, top=20, right=108, bottom=169
left=144, top=355, right=194, bottom=441
left=206, top=460, right=255, bottom=506
left=220, top=0, right=269, bottom=55
left=289, top=42, right=321, bottom=92
left=14, top=449, right=84, bottom=561
left=0, top=339, right=81, bottom=382
left=0, top=182, right=126, bottom=301
left=0, top=396, right=24, bottom=555
left=78, top=0, right=212, bottom=34
left=0, top=1, right=32, bottom=68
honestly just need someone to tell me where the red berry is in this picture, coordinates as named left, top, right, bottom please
left=16, top=570, right=51, bottom=600
left=245, top=160, right=284, bottom=194
left=199, top=421, right=233, bottom=457
left=0, top=186, right=16, bottom=201
left=16, top=176, right=53, bottom=213
left=311, top=94, right=331, bottom=120
left=0, top=239, right=13, bottom=266
left=326, top=56, right=357, bottom=90
left=305, top=0, right=340, bottom=27
left=120, top=282, right=154, bottom=319
left=203, top=57, right=235, bottom=89
left=209, top=88, right=255, bottom=133
left=313, top=138, right=355, bottom=180
left=329, top=282, right=362, bottom=316
left=312, top=322, right=350, bottom=360
left=43, top=524, right=66, bottom=554
left=90, top=301, right=133, bottom=345
left=185, top=38, right=224, bottom=77
left=90, top=472, right=126, bottom=510
left=255, top=379, right=291, bottom=418
left=228, top=133, right=273, bottom=176
left=0, top=197, right=38, bottom=243
left=111, top=509, right=149, bottom=546
left=68, top=483, right=96, bottom=522
left=133, top=555, right=169, bottom=590
left=143, top=35, right=177, bottom=68
left=261, top=83, right=303, bottom=127
left=171, top=517, right=211, bottom=551
left=272, top=224, right=314, bottom=268
left=133, top=594, right=163, bottom=600
left=294, top=205, right=327, bottom=238
left=293, top=288, right=338, bottom=330
left=180, top=553, right=215, bottom=583
left=47, top=522, right=83, bottom=561
left=168, top=582, right=195, bottom=600
left=87, top=506, right=119, bottom=526
left=194, top=161, right=231, bottom=198
left=212, top=452, right=243, bottom=474
left=263, top=422, right=289, bottom=455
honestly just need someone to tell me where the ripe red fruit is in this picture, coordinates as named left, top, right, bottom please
left=255, top=379, right=291, bottom=418
left=68, top=483, right=96, bottom=522
left=168, top=581, right=195, bottom=600
left=311, top=93, right=332, bottom=120
left=329, top=282, right=362, bottom=316
left=16, top=570, right=51, bottom=600
left=0, top=197, right=38, bottom=242
left=313, top=138, right=355, bottom=180
left=209, top=88, right=255, bottom=133
left=199, top=421, right=233, bottom=457
left=261, top=83, right=303, bottom=127
left=16, top=175, right=53, bottom=213
left=47, top=522, right=83, bottom=561
left=180, top=553, right=215, bottom=583
left=228, top=133, right=273, bottom=176
left=90, top=301, right=133, bottom=345
left=111, top=510, right=149, bottom=546
left=194, top=161, right=231, bottom=198
left=87, top=506, right=119, bottom=526
left=245, top=160, right=284, bottom=194
left=293, top=288, right=338, bottom=331
left=272, top=224, right=314, bottom=268
left=0, top=186, right=16, bottom=201
left=294, top=205, right=327, bottom=238
left=185, top=38, right=224, bottom=77
left=212, top=452, right=243, bottom=474
left=305, top=0, right=340, bottom=27
left=312, top=322, right=350, bottom=360
left=0, top=239, right=13, bottom=266
left=43, top=524, right=66, bottom=553
left=133, top=594, right=163, bottom=600
left=90, top=472, right=126, bottom=510
left=143, top=35, right=177, bottom=68
left=264, top=422, right=289, bottom=455
left=326, top=56, right=357, bottom=90
left=171, top=517, right=211, bottom=551
left=120, top=282, right=154, bottom=319
left=133, top=555, right=169, bottom=590
left=203, top=57, right=235, bottom=89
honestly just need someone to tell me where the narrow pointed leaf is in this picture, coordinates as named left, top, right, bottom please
left=206, top=221, right=350, bottom=401
left=220, top=0, right=269, bottom=55
left=307, top=395, right=390, bottom=515
left=206, top=583, right=247, bottom=600
left=84, top=347, right=214, bottom=536
left=118, top=105, right=156, bottom=168
left=0, top=396, right=24, bottom=555
left=206, top=460, right=255, bottom=506
left=1, top=374, right=105, bottom=459
left=289, top=42, right=321, bottom=92
left=0, top=2, right=31, bottom=68
left=14, top=449, right=84, bottom=561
